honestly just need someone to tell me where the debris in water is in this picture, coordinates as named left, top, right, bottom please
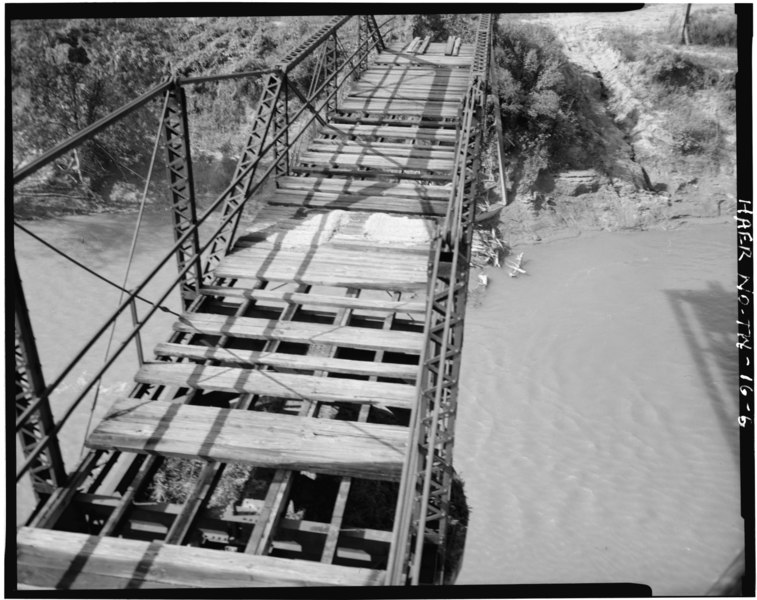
left=506, top=252, right=526, bottom=277
left=472, top=227, right=506, bottom=268
left=477, top=272, right=489, bottom=287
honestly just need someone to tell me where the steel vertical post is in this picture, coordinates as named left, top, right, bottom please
left=323, top=33, right=339, bottom=114
left=203, top=73, right=285, bottom=277
left=14, top=257, right=67, bottom=496
left=273, top=75, right=290, bottom=178
left=362, top=15, right=385, bottom=52
left=163, top=82, right=202, bottom=309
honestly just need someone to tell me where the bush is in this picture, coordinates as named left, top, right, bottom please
left=407, top=14, right=477, bottom=42
left=492, top=19, right=591, bottom=187
left=146, top=458, right=253, bottom=511
left=599, top=26, right=644, bottom=61
left=662, top=6, right=737, bottom=46
left=671, top=116, right=722, bottom=156
left=689, top=8, right=737, bottom=47
left=639, top=48, right=708, bottom=89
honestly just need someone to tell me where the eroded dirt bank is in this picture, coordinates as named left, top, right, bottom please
left=483, top=4, right=737, bottom=251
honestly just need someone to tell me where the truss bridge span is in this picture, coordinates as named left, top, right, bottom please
left=14, top=13, right=495, bottom=589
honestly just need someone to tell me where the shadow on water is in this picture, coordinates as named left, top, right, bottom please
left=665, top=280, right=744, bottom=594
left=665, top=281, right=739, bottom=463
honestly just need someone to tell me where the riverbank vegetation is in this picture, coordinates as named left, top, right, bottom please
left=12, top=9, right=739, bottom=234
left=11, top=16, right=339, bottom=218
left=485, top=6, right=738, bottom=247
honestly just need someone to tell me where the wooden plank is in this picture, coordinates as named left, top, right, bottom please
left=268, top=189, right=447, bottom=217
left=214, top=252, right=427, bottom=291
left=222, top=234, right=430, bottom=263
left=307, top=140, right=455, bottom=159
left=404, top=37, right=421, bottom=53
left=416, top=36, right=431, bottom=55
left=276, top=175, right=452, bottom=198
left=357, top=75, right=469, bottom=87
left=354, top=74, right=469, bottom=85
left=198, top=285, right=427, bottom=314
left=350, top=84, right=469, bottom=97
left=235, top=206, right=435, bottom=250
left=17, top=527, right=385, bottom=588
left=328, top=114, right=449, bottom=126
left=452, top=37, right=462, bottom=56
left=339, top=97, right=462, bottom=113
left=373, top=55, right=472, bottom=67
left=354, top=79, right=466, bottom=91
left=87, top=398, right=408, bottom=481
left=361, top=68, right=470, bottom=79
left=444, top=35, right=455, bottom=56
left=246, top=469, right=294, bottom=555
left=214, top=249, right=430, bottom=290
left=298, top=151, right=454, bottom=172
left=290, top=165, right=452, bottom=182
left=172, top=313, right=424, bottom=354
left=347, top=88, right=466, bottom=102
left=338, top=98, right=461, bottom=118
left=351, top=83, right=467, bottom=97
left=134, top=362, right=416, bottom=408
left=320, top=124, right=456, bottom=143
left=387, top=41, right=473, bottom=57
left=229, top=239, right=431, bottom=259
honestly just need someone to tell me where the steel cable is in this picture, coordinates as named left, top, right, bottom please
left=81, top=90, right=172, bottom=454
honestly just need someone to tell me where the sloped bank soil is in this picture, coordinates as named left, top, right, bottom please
left=490, top=5, right=736, bottom=248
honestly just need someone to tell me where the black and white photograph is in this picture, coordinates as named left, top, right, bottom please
left=9, top=3, right=751, bottom=596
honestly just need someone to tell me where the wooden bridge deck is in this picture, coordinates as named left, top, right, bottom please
left=18, top=36, right=475, bottom=589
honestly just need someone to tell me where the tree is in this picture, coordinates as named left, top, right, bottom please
left=11, top=18, right=174, bottom=198
left=408, top=14, right=477, bottom=42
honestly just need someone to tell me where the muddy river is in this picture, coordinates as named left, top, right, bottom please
left=15, top=213, right=742, bottom=594
left=455, top=220, right=742, bottom=595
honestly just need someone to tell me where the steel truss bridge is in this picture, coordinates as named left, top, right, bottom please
left=14, top=13, right=501, bottom=588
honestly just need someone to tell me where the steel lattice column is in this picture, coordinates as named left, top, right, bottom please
left=362, top=15, right=385, bottom=52
left=14, top=257, right=66, bottom=496
left=356, top=17, right=369, bottom=77
left=204, top=73, right=285, bottom=277
left=163, top=82, right=202, bottom=308
left=273, top=76, right=290, bottom=178
left=322, top=33, right=339, bottom=114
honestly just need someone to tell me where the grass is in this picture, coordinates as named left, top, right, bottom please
left=667, top=103, right=725, bottom=158
left=661, top=6, right=737, bottom=46
left=593, top=21, right=734, bottom=162
left=688, top=9, right=737, bottom=47
left=598, top=26, right=647, bottom=61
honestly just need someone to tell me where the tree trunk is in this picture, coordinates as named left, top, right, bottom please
left=681, top=4, right=692, bottom=45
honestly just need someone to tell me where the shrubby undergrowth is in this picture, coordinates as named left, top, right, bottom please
left=11, top=15, right=334, bottom=213
left=585, top=20, right=735, bottom=162
left=492, top=19, right=595, bottom=191
left=662, top=7, right=738, bottom=47
left=688, top=8, right=737, bottom=46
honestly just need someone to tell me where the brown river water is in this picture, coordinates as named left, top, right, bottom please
left=15, top=213, right=742, bottom=594
left=455, top=220, right=742, bottom=594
